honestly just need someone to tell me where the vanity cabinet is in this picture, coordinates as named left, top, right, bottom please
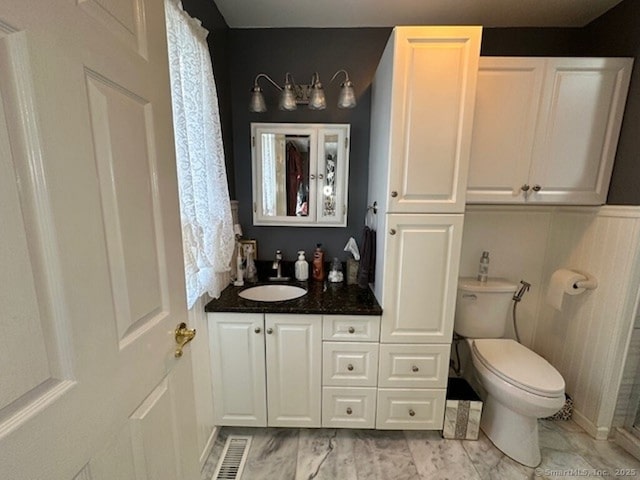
left=251, top=123, right=350, bottom=226
left=367, top=26, right=479, bottom=430
left=209, top=312, right=321, bottom=427
left=467, top=56, right=633, bottom=205
left=321, top=315, right=380, bottom=428
left=209, top=313, right=381, bottom=429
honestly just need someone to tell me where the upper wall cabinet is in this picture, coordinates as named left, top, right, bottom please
left=467, top=57, right=633, bottom=205
left=251, top=123, right=350, bottom=227
left=368, top=26, right=482, bottom=214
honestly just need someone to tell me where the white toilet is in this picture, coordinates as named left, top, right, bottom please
left=455, top=277, right=565, bottom=467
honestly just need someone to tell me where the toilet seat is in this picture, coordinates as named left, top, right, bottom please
left=472, top=339, right=565, bottom=398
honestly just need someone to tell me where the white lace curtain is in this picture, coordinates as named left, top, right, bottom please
left=165, top=0, right=234, bottom=308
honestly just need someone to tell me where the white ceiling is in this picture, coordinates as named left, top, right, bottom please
left=213, top=0, right=624, bottom=28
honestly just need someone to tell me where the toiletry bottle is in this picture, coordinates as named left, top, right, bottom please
left=234, top=249, right=244, bottom=286
left=478, top=251, right=490, bottom=283
left=312, top=244, right=325, bottom=281
left=295, top=250, right=309, bottom=281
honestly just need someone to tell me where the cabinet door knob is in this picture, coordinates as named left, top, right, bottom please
left=318, top=173, right=324, bottom=180
left=409, top=409, right=416, bottom=417
left=310, top=174, right=316, bottom=180
left=532, top=184, right=542, bottom=192
left=254, top=327, right=261, bottom=334
left=347, top=364, right=354, bottom=371
left=266, top=328, right=273, bottom=334
left=521, top=184, right=530, bottom=192
left=390, top=191, right=398, bottom=198
left=389, top=229, right=396, bottom=235
left=411, top=365, right=419, bottom=372
left=348, top=326, right=355, bottom=334
left=346, top=407, right=353, bottom=415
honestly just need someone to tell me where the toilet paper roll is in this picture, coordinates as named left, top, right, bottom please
left=546, top=269, right=587, bottom=311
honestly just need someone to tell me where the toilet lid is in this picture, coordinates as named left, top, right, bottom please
left=472, top=339, right=565, bottom=397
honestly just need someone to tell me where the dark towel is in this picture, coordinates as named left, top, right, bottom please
left=357, top=226, right=376, bottom=288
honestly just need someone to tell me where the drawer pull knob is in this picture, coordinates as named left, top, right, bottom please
left=348, top=326, right=355, bottom=334
left=347, top=364, right=354, bottom=371
left=412, top=365, right=419, bottom=372
left=409, top=409, right=416, bottom=417
left=346, top=407, right=353, bottom=415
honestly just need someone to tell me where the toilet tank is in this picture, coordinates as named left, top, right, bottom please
left=454, top=277, right=518, bottom=338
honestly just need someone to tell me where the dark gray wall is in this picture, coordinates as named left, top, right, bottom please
left=180, top=0, right=236, bottom=197
left=211, top=5, right=639, bottom=260
left=228, top=28, right=391, bottom=261
left=584, top=0, right=640, bottom=204
left=481, top=28, right=586, bottom=56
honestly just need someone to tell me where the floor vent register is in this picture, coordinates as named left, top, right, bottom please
left=213, top=435, right=252, bottom=480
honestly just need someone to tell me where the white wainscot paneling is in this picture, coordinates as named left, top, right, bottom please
left=460, top=206, right=553, bottom=346
left=533, top=206, right=640, bottom=439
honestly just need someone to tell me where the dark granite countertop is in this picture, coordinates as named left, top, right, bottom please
left=204, top=280, right=382, bottom=315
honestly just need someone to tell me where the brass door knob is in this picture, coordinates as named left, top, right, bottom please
left=175, top=322, right=196, bottom=358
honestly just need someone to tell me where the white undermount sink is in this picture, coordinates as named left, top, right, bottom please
left=238, top=284, right=307, bottom=302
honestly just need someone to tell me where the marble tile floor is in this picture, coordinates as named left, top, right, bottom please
left=201, top=420, right=640, bottom=480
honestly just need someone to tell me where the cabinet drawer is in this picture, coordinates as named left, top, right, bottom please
left=376, top=388, right=445, bottom=430
left=378, top=344, right=449, bottom=388
left=322, top=342, right=379, bottom=387
left=322, top=387, right=377, bottom=428
left=323, top=315, right=380, bottom=342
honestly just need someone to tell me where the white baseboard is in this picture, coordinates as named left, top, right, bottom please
left=614, top=427, right=640, bottom=461
left=572, top=408, right=609, bottom=440
left=199, top=426, right=220, bottom=469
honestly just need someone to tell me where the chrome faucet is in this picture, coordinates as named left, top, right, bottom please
left=269, top=250, right=290, bottom=281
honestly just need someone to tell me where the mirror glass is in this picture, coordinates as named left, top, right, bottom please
left=259, top=133, right=310, bottom=218
left=321, top=134, right=338, bottom=219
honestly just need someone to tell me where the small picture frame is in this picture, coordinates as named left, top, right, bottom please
left=239, top=239, right=258, bottom=261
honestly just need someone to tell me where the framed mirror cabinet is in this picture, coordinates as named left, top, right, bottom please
left=251, top=123, right=350, bottom=227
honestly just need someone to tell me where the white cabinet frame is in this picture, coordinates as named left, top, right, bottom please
left=251, top=123, right=350, bottom=226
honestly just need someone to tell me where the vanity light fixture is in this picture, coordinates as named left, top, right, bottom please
left=248, top=70, right=356, bottom=112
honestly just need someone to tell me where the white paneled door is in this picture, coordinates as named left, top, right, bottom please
left=0, top=1, right=200, bottom=479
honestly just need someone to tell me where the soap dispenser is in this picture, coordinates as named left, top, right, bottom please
left=312, top=244, right=325, bottom=281
left=295, top=250, right=309, bottom=281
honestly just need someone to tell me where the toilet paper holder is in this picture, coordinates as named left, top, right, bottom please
left=572, top=270, right=598, bottom=290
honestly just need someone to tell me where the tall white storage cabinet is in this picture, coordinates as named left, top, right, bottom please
left=367, top=26, right=481, bottom=429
